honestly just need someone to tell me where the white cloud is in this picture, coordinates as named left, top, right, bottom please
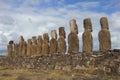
left=0, top=0, right=120, bottom=55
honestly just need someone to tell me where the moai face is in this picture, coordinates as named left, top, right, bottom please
left=70, top=19, right=78, bottom=34
left=32, top=36, right=37, bottom=45
left=84, top=18, right=92, bottom=32
left=59, top=27, right=66, bottom=38
left=43, top=33, right=49, bottom=42
left=51, top=30, right=57, bottom=39
left=28, top=39, right=32, bottom=45
left=20, top=35, right=24, bottom=43
left=100, top=17, right=109, bottom=30
left=38, top=35, right=42, bottom=43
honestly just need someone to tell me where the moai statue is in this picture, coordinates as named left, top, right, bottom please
left=82, top=18, right=93, bottom=52
left=37, top=35, right=43, bottom=55
left=68, top=19, right=79, bottom=53
left=50, top=30, right=57, bottom=54
left=42, top=33, right=49, bottom=55
left=19, top=36, right=27, bottom=56
left=31, top=36, right=37, bottom=55
left=7, top=40, right=14, bottom=57
left=14, top=43, right=19, bottom=57
left=27, top=39, right=32, bottom=56
left=98, top=17, right=111, bottom=51
left=57, top=27, right=66, bottom=54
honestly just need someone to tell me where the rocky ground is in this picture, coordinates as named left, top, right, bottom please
left=0, top=49, right=120, bottom=80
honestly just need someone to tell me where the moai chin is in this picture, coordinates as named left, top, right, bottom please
left=42, top=33, right=49, bottom=55
left=68, top=19, right=79, bottom=53
left=27, top=39, right=32, bottom=56
left=50, top=30, right=57, bottom=54
left=59, top=27, right=66, bottom=38
left=37, top=35, right=43, bottom=54
left=82, top=18, right=93, bottom=52
left=98, top=17, right=111, bottom=51
left=7, top=40, right=14, bottom=57
left=70, top=19, right=78, bottom=34
left=58, top=27, right=66, bottom=54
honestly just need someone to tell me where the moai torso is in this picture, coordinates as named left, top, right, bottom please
left=57, top=27, right=66, bottom=54
left=82, top=18, right=93, bottom=52
left=42, top=33, right=49, bottom=55
left=7, top=41, right=14, bottom=57
left=31, top=36, right=37, bottom=55
left=50, top=30, right=57, bottom=54
left=98, top=17, right=111, bottom=51
left=68, top=19, right=79, bottom=53
left=37, top=35, right=43, bottom=54
left=27, top=39, right=32, bottom=56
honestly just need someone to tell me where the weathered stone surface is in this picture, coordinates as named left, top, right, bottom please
left=51, top=30, right=57, bottom=39
left=37, top=35, right=43, bottom=55
left=7, top=40, right=14, bottom=57
left=14, top=44, right=19, bottom=56
left=98, top=17, right=111, bottom=51
left=57, top=37, right=66, bottom=54
left=19, top=36, right=27, bottom=56
left=50, top=30, right=57, bottom=54
left=50, top=39, right=57, bottom=54
left=69, top=19, right=78, bottom=34
left=59, top=27, right=66, bottom=38
left=27, top=39, right=32, bottom=56
left=42, top=33, right=49, bottom=55
left=68, top=33, right=79, bottom=53
left=43, top=33, right=49, bottom=42
left=31, top=36, right=37, bottom=55
left=82, top=18, right=93, bottom=52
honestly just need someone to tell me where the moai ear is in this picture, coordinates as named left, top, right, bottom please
left=70, top=19, right=78, bottom=34
left=51, top=30, right=57, bottom=39
left=100, top=17, right=109, bottom=30
left=84, top=18, right=92, bottom=32
left=59, top=27, right=66, bottom=38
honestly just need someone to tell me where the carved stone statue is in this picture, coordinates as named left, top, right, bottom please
left=50, top=30, right=57, bottom=54
left=68, top=19, right=79, bottom=53
left=31, top=36, right=37, bottom=55
left=27, top=39, right=32, bottom=56
left=7, top=41, right=14, bottom=57
left=37, top=35, right=43, bottom=54
left=98, top=17, right=111, bottom=51
left=57, top=27, right=66, bottom=54
left=82, top=18, right=93, bottom=52
left=42, top=33, right=49, bottom=55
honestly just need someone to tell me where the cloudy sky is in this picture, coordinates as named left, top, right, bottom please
left=0, top=0, right=120, bottom=55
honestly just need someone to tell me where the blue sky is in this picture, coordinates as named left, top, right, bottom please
left=0, top=0, right=120, bottom=55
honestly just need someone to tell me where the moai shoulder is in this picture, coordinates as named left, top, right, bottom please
left=98, top=17, right=111, bottom=51
left=82, top=18, right=93, bottom=52
left=50, top=30, right=57, bottom=54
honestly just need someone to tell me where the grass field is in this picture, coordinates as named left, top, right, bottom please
left=0, top=69, right=120, bottom=80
